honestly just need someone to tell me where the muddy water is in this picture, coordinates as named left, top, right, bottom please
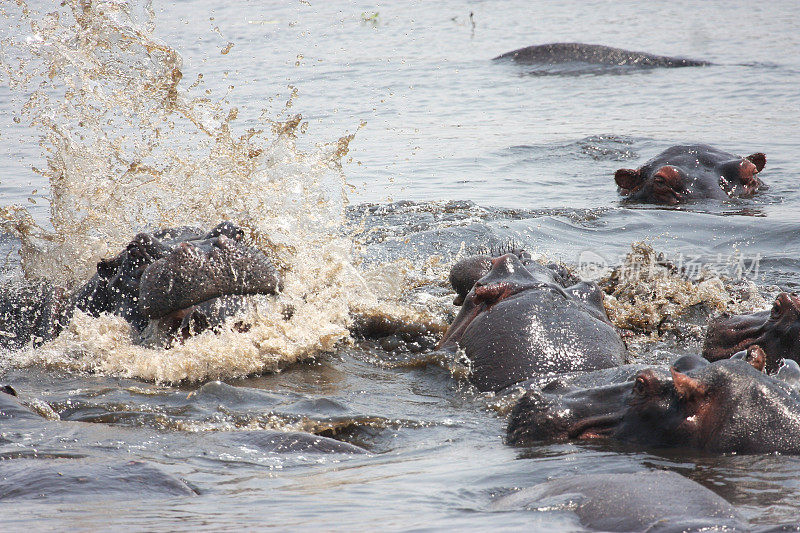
left=1, top=0, right=800, bottom=530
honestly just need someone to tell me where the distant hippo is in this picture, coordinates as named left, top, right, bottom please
left=703, top=292, right=800, bottom=373
left=615, top=144, right=766, bottom=204
left=440, top=251, right=626, bottom=392
left=492, top=471, right=746, bottom=532
left=507, top=355, right=800, bottom=454
left=493, top=43, right=709, bottom=74
left=0, top=222, right=282, bottom=349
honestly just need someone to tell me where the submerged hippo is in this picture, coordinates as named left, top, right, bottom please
left=493, top=43, right=709, bottom=74
left=615, top=144, right=767, bottom=204
left=0, top=222, right=282, bottom=349
left=440, top=251, right=626, bottom=392
left=492, top=471, right=746, bottom=532
left=508, top=355, right=800, bottom=454
left=704, top=292, right=800, bottom=373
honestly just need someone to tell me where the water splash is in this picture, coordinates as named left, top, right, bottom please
left=0, top=0, right=424, bottom=382
left=601, top=242, right=767, bottom=340
left=2, top=0, right=353, bottom=281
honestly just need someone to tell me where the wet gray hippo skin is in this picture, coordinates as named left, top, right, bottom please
left=494, top=43, right=710, bottom=69
left=440, top=252, right=626, bottom=392
left=0, top=385, right=363, bottom=501
left=0, top=221, right=282, bottom=348
left=492, top=471, right=747, bottom=532
left=704, top=292, right=800, bottom=374
left=508, top=355, right=800, bottom=454
left=219, top=430, right=367, bottom=455
left=0, top=460, right=199, bottom=500
left=615, top=144, right=767, bottom=204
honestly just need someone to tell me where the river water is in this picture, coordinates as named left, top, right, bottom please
left=1, top=0, right=799, bottom=530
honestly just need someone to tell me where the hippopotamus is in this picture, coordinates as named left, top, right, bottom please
left=507, top=355, right=800, bottom=454
left=0, top=459, right=199, bottom=500
left=0, top=221, right=282, bottom=349
left=217, top=430, right=367, bottom=455
left=703, top=292, right=800, bottom=373
left=492, top=471, right=747, bottom=532
left=493, top=43, right=710, bottom=72
left=614, top=144, right=767, bottom=204
left=440, top=251, right=627, bottom=392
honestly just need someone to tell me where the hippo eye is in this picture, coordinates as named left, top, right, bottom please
left=772, top=298, right=782, bottom=319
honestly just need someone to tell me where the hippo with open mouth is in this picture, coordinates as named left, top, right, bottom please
left=614, top=144, right=766, bottom=204
left=440, top=251, right=626, bottom=392
left=0, top=222, right=282, bottom=349
left=507, top=355, right=800, bottom=454
left=703, top=292, right=800, bottom=373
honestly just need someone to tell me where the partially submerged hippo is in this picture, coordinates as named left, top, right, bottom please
left=440, top=251, right=626, bottom=392
left=0, top=384, right=41, bottom=422
left=492, top=471, right=746, bottom=532
left=0, top=222, right=282, bottom=349
left=615, top=144, right=767, bottom=204
left=508, top=355, right=800, bottom=454
left=493, top=43, right=709, bottom=74
left=703, top=292, right=800, bottom=374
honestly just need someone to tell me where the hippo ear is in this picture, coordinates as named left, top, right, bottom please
left=745, top=153, right=766, bottom=172
left=670, top=368, right=708, bottom=402
left=614, top=168, right=643, bottom=192
left=745, top=345, right=767, bottom=372
left=97, top=256, right=122, bottom=279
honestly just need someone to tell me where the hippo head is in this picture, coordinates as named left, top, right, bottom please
left=703, top=292, right=800, bottom=373
left=438, top=253, right=563, bottom=349
left=615, top=144, right=766, bottom=204
left=79, top=231, right=173, bottom=330
left=71, top=222, right=282, bottom=340
left=447, top=250, right=576, bottom=307
left=508, top=356, right=800, bottom=454
left=440, top=253, right=624, bottom=391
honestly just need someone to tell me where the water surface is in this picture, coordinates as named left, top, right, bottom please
left=1, top=0, right=800, bottom=530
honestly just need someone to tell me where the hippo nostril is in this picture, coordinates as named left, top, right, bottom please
left=473, top=282, right=512, bottom=305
